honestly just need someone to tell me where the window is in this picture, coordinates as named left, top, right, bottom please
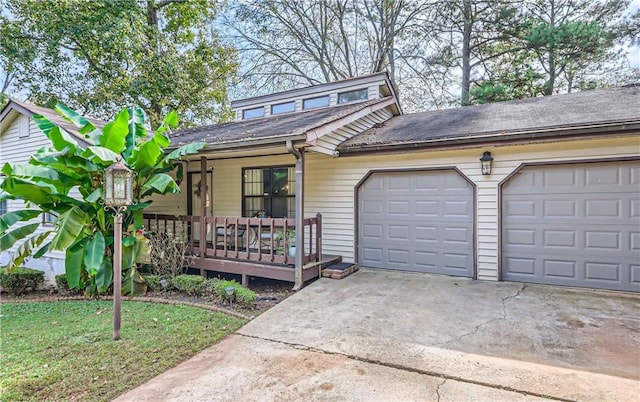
left=18, top=116, right=30, bottom=138
left=271, top=101, right=296, bottom=115
left=242, top=106, right=265, bottom=120
left=243, top=166, right=295, bottom=218
left=338, top=88, right=368, bottom=104
left=302, top=95, right=330, bottom=110
left=0, top=200, right=6, bottom=216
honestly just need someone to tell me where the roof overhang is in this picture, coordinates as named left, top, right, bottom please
left=338, top=120, right=640, bottom=155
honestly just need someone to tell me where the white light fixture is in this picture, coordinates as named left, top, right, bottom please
left=480, top=151, right=494, bottom=175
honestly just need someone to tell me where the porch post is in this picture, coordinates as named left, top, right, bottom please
left=287, top=141, right=304, bottom=291
left=199, top=156, right=207, bottom=275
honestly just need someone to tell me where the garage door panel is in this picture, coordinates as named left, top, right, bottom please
left=502, top=161, right=640, bottom=292
left=359, top=170, right=474, bottom=277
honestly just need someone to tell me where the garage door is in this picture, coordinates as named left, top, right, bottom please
left=502, top=161, right=640, bottom=292
left=358, top=170, right=474, bottom=277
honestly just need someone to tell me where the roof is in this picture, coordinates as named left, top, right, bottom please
left=0, top=100, right=106, bottom=144
left=339, top=85, right=640, bottom=153
left=230, top=71, right=396, bottom=110
left=170, top=97, right=394, bottom=150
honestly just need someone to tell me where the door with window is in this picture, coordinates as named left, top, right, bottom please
left=243, top=166, right=295, bottom=218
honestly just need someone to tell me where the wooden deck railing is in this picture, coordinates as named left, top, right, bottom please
left=142, top=213, right=322, bottom=266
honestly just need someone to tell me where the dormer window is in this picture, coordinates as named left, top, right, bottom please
left=271, top=101, right=296, bottom=115
left=242, top=106, right=265, bottom=120
left=302, top=95, right=330, bottom=110
left=338, top=88, right=368, bottom=104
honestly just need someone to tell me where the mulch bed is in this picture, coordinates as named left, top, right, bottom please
left=0, top=277, right=296, bottom=319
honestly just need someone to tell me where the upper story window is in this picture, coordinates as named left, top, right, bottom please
left=271, top=101, right=296, bottom=115
left=302, top=95, right=330, bottom=110
left=338, top=88, right=368, bottom=104
left=242, top=106, right=265, bottom=120
left=0, top=200, right=6, bottom=216
left=18, top=116, right=30, bottom=138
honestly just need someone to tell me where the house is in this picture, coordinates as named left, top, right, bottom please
left=0, top=100, right=105, bottom=282
left=2, top=73, right=639, bottom=292
left=148, top=72, right=639, bottom=292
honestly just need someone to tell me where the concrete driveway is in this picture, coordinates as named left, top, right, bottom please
left=115, top=269, right=640, bottom=402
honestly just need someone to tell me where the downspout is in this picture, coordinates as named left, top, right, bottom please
left=286, top=140, right=304, bottom=291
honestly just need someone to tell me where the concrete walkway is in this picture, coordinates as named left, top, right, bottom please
left=115, top=269, right=640, bottom=402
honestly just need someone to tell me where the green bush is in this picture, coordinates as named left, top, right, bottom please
left=171, top=274, right=205, bottom=297
left=212, top=280, right=256, bottom=307
left=203, top=277, right=221, bottom=294
left=0, top=267, right=45, bottom=296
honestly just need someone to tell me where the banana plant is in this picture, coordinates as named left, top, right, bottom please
left=0, top=103, right=205, bottom=296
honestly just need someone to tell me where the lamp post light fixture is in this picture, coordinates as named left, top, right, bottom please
left=225, top=286, right=235, bottom=308
left=103, top=158, right=134, bottom=341
left=480, top=151, right=494, bottom=176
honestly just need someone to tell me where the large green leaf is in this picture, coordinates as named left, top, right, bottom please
left=134, top=233, right=150, bottom=264
left=49, top=207, right=87, bottom=251
left=0, top=177, right=54, bottom=205
left=83, top=146, right=120, bottom=165
left=133, top=140, right=162, bottom=170
left=9, top=231, right=52, bottom=269
left=0, top=223, right=40, bottom=251
left=33, top=241, right=51, bottom=258
left=121, top=266, right=147, bottom=296
left=65, top=242, right=85, bottom=289
left=32, top=115, right=78, bottom=151
left=0, top=209, right=42, bottom=234
left=165, top=142, right=206, bottom=162
left=54, top=102, right=101, bottom=143
left=83, top=231, right=105, bottom=274
left=100, top=108, right=128, bottom=153
left=96, top=256, right=113, bottom=293
left=141, top=173, right=179, bottom=194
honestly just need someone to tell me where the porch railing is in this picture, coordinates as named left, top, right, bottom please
left=142, top=213, right=322, bottom=266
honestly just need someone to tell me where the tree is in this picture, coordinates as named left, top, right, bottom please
left=0, top=105, right=205, bottom=296
left=224, top=0, right=434, bottom=108
left=0, top=0, right=236, bottom=127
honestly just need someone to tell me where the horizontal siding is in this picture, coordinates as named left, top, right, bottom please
left=306, top=135, right=640, bottom=281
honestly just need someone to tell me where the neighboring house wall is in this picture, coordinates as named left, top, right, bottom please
left=0, top=112, right=65, bottom=282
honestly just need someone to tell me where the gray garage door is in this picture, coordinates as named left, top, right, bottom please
left=358, top=170, right=474, bottom=277
left=502, top=161, right=640, bottom=292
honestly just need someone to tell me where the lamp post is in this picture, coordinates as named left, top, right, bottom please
left=104, top=158, right=133, bottom=341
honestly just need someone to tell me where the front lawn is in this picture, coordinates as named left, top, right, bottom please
left=0, top=300, right=246, bottom=401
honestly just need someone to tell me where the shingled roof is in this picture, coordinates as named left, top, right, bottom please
left=169, top=97, right=393, bottom=149
left=339, top=85, right=640, bottom=153
left=0, top=100, right=107, bottom=145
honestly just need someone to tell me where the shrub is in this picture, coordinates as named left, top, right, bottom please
left=171, top=274, right=205, bottom=297
left=212, top=280, right=256, bottom=307
left=144, top=274, right=174, bottom=293
left=0, top=267, right=45, bottom=296
left=147, top=232, right=193, bottom=277
left=203, top=278, right=221, bottom=295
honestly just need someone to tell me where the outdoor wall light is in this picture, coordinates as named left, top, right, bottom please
left=103, top=158, right=134, bottom=341
left=480, top=151, right=494, bottom=175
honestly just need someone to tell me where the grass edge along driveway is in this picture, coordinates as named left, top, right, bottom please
left=1, top=300, right=246, bottom=401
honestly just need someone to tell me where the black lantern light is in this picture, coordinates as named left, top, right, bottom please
left=480, top=151, right=494, bottom=176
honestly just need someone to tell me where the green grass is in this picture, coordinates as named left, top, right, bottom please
left=0, top=300, right=246, bottom=401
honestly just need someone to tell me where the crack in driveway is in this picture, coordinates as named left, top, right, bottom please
left=435, top=378, right=446, bottom=402
left=237, top=332, right=572, bottom=402
left=428, top=284, right=527, bottom=348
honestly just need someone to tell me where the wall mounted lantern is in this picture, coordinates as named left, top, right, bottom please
left=103, top=158, right=133, bottom=341
left=480, top=151, right=494, bottom=176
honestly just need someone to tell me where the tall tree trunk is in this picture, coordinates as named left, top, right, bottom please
left=461, top=0, right=472, bottom=106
